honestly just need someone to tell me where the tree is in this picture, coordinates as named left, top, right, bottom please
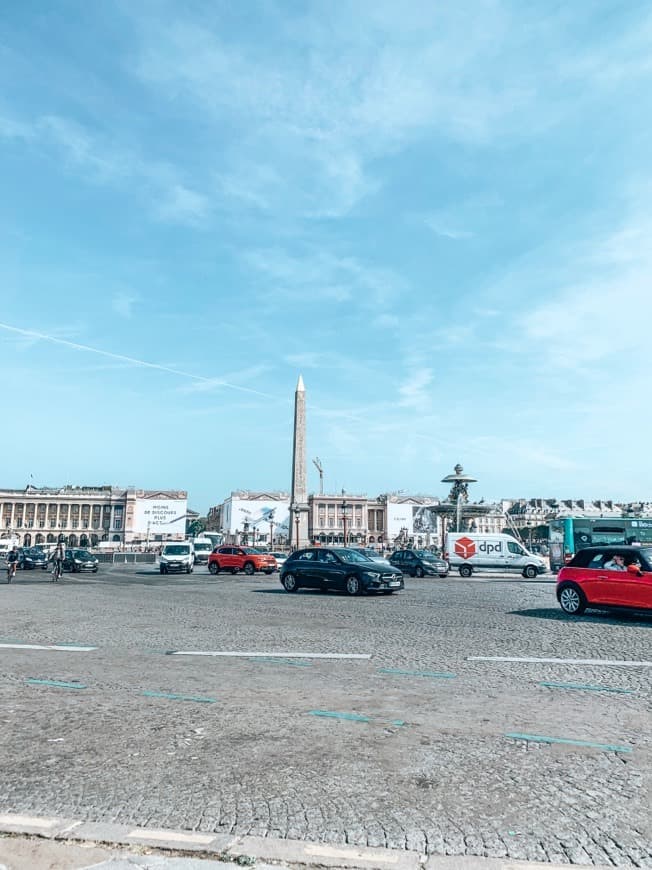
left=187, top=519, right=206, bottom=537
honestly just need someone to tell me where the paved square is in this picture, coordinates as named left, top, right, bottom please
left=1, top=566, right=650, bottom=865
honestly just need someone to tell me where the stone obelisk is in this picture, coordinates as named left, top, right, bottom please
left=290, top=374, right=309, bottom=549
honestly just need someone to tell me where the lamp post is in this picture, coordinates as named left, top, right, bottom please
left=267, top=509, right=276, bottom=550
left=242, top=519, right=249, bottom=546
left=252, top=524, right=256, bottom=548
left=341, top=500, right=349, bottom=546
left=292, top=505, right=301, bottom=550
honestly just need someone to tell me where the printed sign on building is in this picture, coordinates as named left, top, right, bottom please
left=133, top=497, right=187, bottom=535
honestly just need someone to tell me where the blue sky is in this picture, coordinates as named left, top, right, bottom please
left=1, top=1, right=651, bottom=512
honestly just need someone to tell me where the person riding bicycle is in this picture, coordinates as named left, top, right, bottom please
left=6, top=546, right=19, bottom=582
left=50, top=542, right=65, bottom=581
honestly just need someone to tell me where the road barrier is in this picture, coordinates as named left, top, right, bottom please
left=94, top=553, right=156, bottom=565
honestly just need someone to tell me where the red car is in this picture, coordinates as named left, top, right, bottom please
left=208, top=546, right=277, bottom=576
left=557, top=546, right=652, bottom=615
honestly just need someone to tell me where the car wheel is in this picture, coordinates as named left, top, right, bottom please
left=558, top=583, right=587, bottom=615
left=459, top=565, right=472, bottom=578
left=523, top=565, right=537, bottom=579
left=282, top=573, right=299, bottom=592
left=415, top=566, right=424, bottom=578
left=209, top=562, right=220, bottom=574
left=345, top=575, right=363, bottom=596
left=243, top=562, right=255, bottom=575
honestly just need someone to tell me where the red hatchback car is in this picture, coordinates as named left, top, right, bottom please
left=557, top=546, right=652, bottom=615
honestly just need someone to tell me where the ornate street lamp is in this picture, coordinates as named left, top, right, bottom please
left=292, top=505, right=301, bottom=550
left=267, top=509, right=276, bottom=549
left=242, top=519, right=250, bottom=546
left=341, top=500, right=349, bottom=546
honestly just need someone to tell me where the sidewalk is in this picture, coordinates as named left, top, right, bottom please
left=0, top=813, right=611, bottom=870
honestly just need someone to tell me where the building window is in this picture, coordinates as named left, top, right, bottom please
left=328, top=518, right=334, bottom=528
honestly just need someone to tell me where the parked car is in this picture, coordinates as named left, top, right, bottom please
left=208, top=546, right=277, bottom=576
left=280, top=547, right=404, bottom=596
left=389, top=549, right=449, bottom=578
left=17, top=547, right=49, bottom=570
left=63, top=548, right=99, bottom=573
left=159, top=542, right=194, bottom=574
left=556, top=545, right=652, bottom=615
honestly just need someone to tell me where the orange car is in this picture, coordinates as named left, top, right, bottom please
left=208, top=546, right=277, bottom=576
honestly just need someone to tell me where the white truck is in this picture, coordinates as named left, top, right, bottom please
left=445, top=532, right=547, bottom=578
left=192, top=537, right=213, bottom=565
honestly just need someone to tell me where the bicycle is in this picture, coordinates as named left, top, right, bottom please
left=6, top=560, right=17, bottom=583
left=51, top=559, right=63, bottom=582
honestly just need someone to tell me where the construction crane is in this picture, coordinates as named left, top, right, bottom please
left=313, top=457, right=324, bottom=495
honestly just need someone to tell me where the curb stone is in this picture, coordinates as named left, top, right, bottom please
left=0, top=814, right=614, bottom=870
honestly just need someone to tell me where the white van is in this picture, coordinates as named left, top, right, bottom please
left=446, top=533, right=547, bottom=578
left=192, top=538, right=213, bottom=565
left=159, top=542, right=194, bottom=575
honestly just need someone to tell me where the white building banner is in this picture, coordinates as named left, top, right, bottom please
left=133, top=497, right=187, bottom=535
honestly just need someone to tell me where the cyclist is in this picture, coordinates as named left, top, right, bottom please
left=6, top=546, right=19, bottom=583
left=50, top=542, right=65, bottom=582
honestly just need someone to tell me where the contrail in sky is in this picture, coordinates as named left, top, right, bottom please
left=0, top=321, right=278, bottom=399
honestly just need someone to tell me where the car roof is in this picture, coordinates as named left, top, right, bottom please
left=576, top=545, right=647, bottom=553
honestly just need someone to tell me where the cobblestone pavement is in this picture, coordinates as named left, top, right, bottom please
left=0, top=566, right=650, bottom=865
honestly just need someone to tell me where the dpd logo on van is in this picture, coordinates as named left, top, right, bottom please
left=455, top=536, right=476, bottom=559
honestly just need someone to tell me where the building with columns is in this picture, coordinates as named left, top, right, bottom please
left=0, top=486, right=187, bottom=548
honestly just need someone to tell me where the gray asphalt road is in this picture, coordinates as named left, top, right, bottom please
left=1, top=565, right=650, bottom=865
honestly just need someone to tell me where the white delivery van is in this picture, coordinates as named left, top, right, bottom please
left=192, top=537, right=213, bottom=565
left=159, top=542, right=194, bottom=574
left=446, top=533, right=547, bottom=578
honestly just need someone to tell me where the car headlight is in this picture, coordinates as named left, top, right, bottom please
left=363, top=570, right=380, bottom=580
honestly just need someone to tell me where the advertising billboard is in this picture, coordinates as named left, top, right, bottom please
left=133, top=496, right=187, bottom=536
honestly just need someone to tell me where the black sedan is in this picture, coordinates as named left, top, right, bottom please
left=389, top=549, right=449, bottom=578
left=280, top=547, right=404, bottom=596
left=63, top=548, right=99, bottom=573
left=18, top=547, right=49, bottom=570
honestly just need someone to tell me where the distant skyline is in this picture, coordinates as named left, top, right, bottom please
left=1, top=2, right=651, bottom=512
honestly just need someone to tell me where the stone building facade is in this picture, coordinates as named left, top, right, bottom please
left=0, top=485, right=187, bottom=548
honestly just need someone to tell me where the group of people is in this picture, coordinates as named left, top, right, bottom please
left=5, top=543, right=66, bottom=583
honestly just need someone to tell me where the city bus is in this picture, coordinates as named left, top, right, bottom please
left=549, top=516, right=652, bottom=571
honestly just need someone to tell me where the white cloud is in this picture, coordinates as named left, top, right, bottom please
left=0, top=111, right=209, bottom=227
left=111, top=292, right=138, bottom=319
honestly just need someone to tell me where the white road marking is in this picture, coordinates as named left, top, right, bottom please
left=469, top=656, right=652, bottom=667
left=0, top=814, right=59, bottom=829
left=169, top=650, right=371, bottom=659
left=304, top=843, right=400, bottom=864
left=126, top=828, right=215, bottom=845
left=0, top=643, right=96, bottom=652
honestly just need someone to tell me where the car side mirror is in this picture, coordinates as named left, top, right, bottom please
left=627, top=564, right=643, bottom=576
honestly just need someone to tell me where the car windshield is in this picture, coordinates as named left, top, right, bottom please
left=639, top=547, right=652, bottom=566
left=241, top=547, right=262, bottom=554
left=413, top=550, right=438, bottom=560
left=164, top=545, right=189, bottom=555
left=194, top=542, right=211, bottom=551
left=74, top=550, right=93, bottom=559
left=332, top=548, right=371, bottom=564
